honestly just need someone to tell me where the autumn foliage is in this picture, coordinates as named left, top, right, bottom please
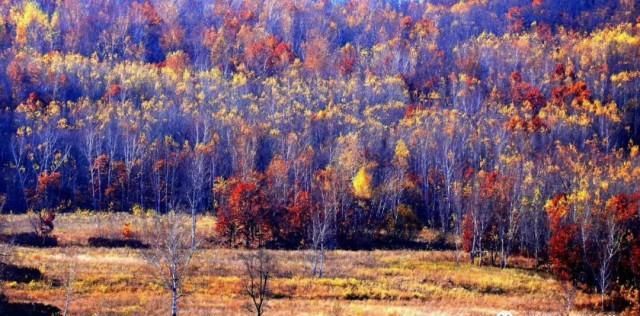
left=0, top=0, right=639, bottom=311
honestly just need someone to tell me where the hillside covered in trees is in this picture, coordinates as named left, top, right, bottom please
left=0, top=0, right=640, bottom=313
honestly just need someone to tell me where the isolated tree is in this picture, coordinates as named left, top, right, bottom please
left=241, top=248, right=274, bottom=316
left=61, top=249, right=77, bottom=316
left=29, top=209, right=55, bottom=238
left=144, top=211, right=195, bottom=316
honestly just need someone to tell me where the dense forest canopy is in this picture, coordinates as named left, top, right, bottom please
left=0, top=0, right=640, bottom=308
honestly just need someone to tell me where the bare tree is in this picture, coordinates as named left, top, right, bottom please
left=184, top=142, right=214, bottom=250
left=61, top=250, right=77, bottom=316
left=560, top=281, right=576, bottom=315
left=241, top=248, right=274, bottom=316
left=143, top=211, right=195, bottom=316
left=310, top=200, right=333, bottom=278
left=597, top=214, right=624, bottom=310
left=310, top=169, right=339, bottom=278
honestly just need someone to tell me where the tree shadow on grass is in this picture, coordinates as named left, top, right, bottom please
left=0, top=294, right=60, bottom=316
left=0, top=262, right=42, bottom=283
left=0, top=232, right=58, bottom=248
left=87, top=236, right=149, bottom=249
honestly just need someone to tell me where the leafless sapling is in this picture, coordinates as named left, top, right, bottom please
left=143, top=211, right=195, bottom=316
left=241, top=248, right=274, bottom=316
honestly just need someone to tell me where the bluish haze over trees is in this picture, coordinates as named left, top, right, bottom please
left=0, top=0, right=639, bottom=310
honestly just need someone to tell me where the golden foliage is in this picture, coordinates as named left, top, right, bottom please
left=353, top=166, right=373, bottom=200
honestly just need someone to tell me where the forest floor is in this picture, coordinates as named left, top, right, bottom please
left=0, top=213, right=601, bottom=315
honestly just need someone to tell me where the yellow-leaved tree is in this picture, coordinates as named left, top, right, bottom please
left=393, top=139, right=410, bottom=169
left=352, top=166, right=373, bottom=200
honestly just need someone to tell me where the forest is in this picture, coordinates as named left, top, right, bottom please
left=0, top=0, right=639, bottom=314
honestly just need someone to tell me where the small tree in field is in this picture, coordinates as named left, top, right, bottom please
left=144, top=211, right=195, bottom=316
left=61, top=249, right=77, bottom=316
left=28, top=209, right=55, bottom=238
left=241, top=248, right=274, bottom=316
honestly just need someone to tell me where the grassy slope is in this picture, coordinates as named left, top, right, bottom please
left=1, top=213, right=599, bottom=315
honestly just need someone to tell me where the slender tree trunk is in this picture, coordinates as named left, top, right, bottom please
left=171, top=288, right=178, bottom=316
left=191, top=207, right=196, bottom=250
left=319, top=244, right=325, bottom=278
left=500, top=236, right=506, bottom=268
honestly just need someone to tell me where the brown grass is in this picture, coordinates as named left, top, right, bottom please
left=0, top=212, right=600, bottom=315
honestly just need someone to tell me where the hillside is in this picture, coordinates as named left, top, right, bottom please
left=0, top=0, right=639, bottom=314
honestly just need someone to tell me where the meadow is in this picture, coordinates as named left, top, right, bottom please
left=0, top=212, right=600, bottom=315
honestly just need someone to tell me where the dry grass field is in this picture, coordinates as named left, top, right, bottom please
left=0, top=213, right=601, bottom=315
